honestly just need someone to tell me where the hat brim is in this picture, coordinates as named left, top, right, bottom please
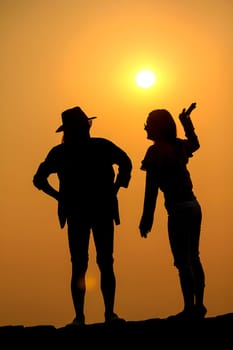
left=56, top=116, right=97, bottom=132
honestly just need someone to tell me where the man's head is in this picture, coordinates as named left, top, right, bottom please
left=56, top=106, right=96, bottom=133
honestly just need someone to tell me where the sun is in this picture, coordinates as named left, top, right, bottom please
left=135, top=69, right=156, bottom=88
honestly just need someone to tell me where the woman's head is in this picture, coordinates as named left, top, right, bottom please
left=144, top=109, right=177, bottom=141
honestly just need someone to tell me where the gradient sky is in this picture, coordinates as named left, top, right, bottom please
left=1, top=0, right=232, bottom=327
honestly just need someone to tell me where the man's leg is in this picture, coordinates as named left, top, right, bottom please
left=67, top=216, right=90, bottom=324
left=93, top=218, right=119, bottom=321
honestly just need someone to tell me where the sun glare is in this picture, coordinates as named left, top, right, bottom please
left=86, top=276, right=96, bottom=291
left=135, top=69, right=156, bottom=88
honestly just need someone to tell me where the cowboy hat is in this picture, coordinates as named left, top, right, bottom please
left=56, top=106, right=97, bottom=132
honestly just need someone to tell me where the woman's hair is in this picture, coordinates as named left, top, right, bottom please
left=146, top=109, right=177, bottom=141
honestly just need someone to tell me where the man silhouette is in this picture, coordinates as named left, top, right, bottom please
left=33, top=106, right=132, bottom=325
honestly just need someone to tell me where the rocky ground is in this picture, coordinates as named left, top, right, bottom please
left=1, top=313, right=232, bottom=348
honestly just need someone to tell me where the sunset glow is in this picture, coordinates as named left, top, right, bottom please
left=1, top=0, right=232, bottom=328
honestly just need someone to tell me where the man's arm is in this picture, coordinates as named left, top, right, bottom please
left=33, top=162, right=59, bottom=200
left=114, top=148, right=132, bottom=191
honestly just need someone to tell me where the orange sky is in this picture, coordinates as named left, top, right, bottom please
left=1, top=0, right=233, bottom=327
